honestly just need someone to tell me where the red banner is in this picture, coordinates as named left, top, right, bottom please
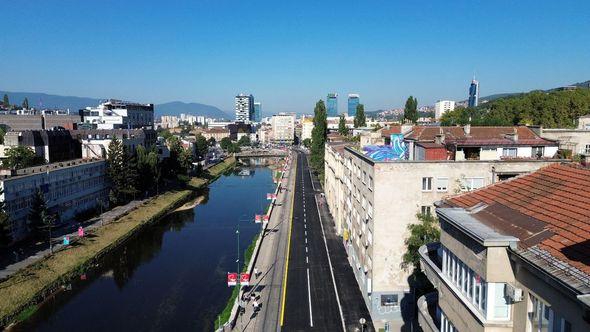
left=263, top=215, right=270, bottom=222
left=227, top=272, right=238, bottom=287
left=255, top=215, right=262, bottom=223
left=240, top=273, right=250, bottom=286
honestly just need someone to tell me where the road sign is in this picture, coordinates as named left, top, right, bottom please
left=227, top=272, right=238, bottom=287
left=240, top=273, right=250, bottom=286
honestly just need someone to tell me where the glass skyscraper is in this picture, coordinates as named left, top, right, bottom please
left=254, top=102, right=262, bottom=122
left=327, top=93, right=338, bottom=117
left=468, top=79, right=479, bottom=108
left=348, top=94, right=360, bottom=117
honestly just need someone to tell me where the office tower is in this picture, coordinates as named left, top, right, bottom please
left=327, top=93, right=338, bottom=117
left=254, top=102, right=262, bottom=123
left=468, top=79, right=479, bottom=108
left=348, top=94, right=360, bottom=117
left=235, top=94, right=255, bottom=123
left=434, top=100, right=455, bottom=120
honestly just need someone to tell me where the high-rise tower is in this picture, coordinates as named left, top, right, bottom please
left=468, top=79, right=479, bottom=108
left=347, top=94, right=360, bottom=117
left=327, top=93, right=338, bottom=117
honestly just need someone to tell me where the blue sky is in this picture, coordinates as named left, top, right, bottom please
left=1, top=0, right=589, bottom=115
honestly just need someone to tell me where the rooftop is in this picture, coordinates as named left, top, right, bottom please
left=407, top=126, right=557, bottom=147
left=442, top=163, right=590, bottom=291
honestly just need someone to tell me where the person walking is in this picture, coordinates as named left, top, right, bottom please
left=253, top=267, right=259, bottom=278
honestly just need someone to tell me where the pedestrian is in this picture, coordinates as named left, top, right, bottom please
left=252, top=300, right=259, bottom=312
left=250, top=292, right=256, bottom=302
left=253, top=267, right=258, bottom=278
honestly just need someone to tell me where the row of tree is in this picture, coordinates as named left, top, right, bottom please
left=2, top=94, right=29, bottom=110
left=440, top=89, right=590, bottom=128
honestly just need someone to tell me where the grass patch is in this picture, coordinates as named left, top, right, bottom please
left=188, top=156, right=236, bottom=190
left=214, top=233, right=260, bottom=330
left=14, top=305, right=37, bottom=323
left=0, top=189, right=192, bottom=327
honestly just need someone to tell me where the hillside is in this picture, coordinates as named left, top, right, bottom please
left=0, top=90, right=229, bottom=119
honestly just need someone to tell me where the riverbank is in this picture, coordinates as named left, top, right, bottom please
left=0, top=156, right=237, bottom=328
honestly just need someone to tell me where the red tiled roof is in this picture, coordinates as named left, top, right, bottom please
left=407, top=126, right=556, bottom=146
left=381, top=126, right=402, bottom=137
left=445, top=163, right=590, bottom=275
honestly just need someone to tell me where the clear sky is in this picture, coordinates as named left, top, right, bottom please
left=1, top=0, right=589, bottom=115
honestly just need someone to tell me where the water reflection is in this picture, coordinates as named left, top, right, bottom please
left=15, top=166, right=274, bottom=332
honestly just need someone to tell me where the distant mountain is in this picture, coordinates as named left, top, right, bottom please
left=0, top=91, right=101, bottom=111
left=155, top=101, right=229, bottom=119
left=0, top=90, right=229, bottom=119
left=462, top=80, right=590, bottom=104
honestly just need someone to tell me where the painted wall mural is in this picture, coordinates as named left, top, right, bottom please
left=362, top=134, right=408, bottom=161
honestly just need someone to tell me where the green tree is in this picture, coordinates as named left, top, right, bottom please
left=310, top=100, right=328, bottom=181
left=2, top=146, right=45, bottom=169
left=121, top=147, right=139, bottom=200
left=220, top=137, right=232, bottom=151
left=28, top=189, right=49, bottom=239
left=195, top=134, right=209, bottom=160
left=136, top=145, right=160, bottom=195
left=2, top=94, right=9, bottom=108
left=404, top=96, right=418, bottom=124
left=207, top=137, right=216, bottom=147
left=302, top=138, right=312, bottom=149
left=0, top=188, right=12, bottom=246
left=401, top=213, right=440, bottom=273
left=22, top=97, right=29, bottom=110
left=106, top=136, right=127, bottom=205
left=166, top=136, right=192, bottom=176
left=354, top=104, right=366, bottom=128
left=0, top=125, right=6, bottom=144
left=227, top=142, right=241, bottom=153
left=338, top=114, right=349, bottom=135
left=238, top=135, right=251, bottom=146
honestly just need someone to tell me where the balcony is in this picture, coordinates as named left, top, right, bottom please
left=419, top=242, right=442, bottom=289
left=417, top=292, right=439, bottom=332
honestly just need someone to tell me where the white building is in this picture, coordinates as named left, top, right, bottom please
left=301, top=118, right=314, bottom=142
left=235, top=94, right=254, bottom=123
left=434, top=100, right=455, bottom=120
left=1, top=159, right=109, bottom=241
left=73, top=129, right=157, bottom=159
left=270, top=113, right=295, bottom=144
left=81, top=99, right=154, bottom=129
left=324, top=133, right=564, bottom=328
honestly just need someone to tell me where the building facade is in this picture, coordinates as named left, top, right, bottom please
left=80, top=99, right=154, bottom=129
left=324, top=140, right=564, bottom=327
left=70, top=129, right=157, bottom=159
left=468, top=79, right=480, bottom=108
left=270, top=113, right=295, bottom=144
left=418, top=163, right=590, bottom=332
left=235, top=94, right=255, bottom=123
left=254, top=102, right=262, bottom=123
left=348, top=94, right=360, bottom=117
left=1, top=159, right=109, bottom=241
left=434, top=100, right=456, bottom=120
left=327, top=93, right=338, bottom=117
left=3, top=130, right=81, bottom=163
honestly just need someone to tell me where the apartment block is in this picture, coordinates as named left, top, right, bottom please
left=270, top=113, right=295, bottom=144
left=80, top=99, right=154, bottom=129
left=418, top=163, right=590, bottom=332
left=1, top=159, right=109, bottom=240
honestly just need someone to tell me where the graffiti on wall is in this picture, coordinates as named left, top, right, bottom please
left=362, top=134, right=408, bottom=161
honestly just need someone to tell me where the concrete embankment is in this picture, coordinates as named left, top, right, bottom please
left=0, top=157, right=236, bottom=328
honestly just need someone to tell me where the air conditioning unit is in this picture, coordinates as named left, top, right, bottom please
left=504, top=283, right=523, bottom=302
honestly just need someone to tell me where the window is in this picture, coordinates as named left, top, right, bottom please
left=422, top=177, right=432, bottom=191
left=436, top=177, right=449, bottom=192
left=585, top=144, right=590, bottom=154
left=368, top=176, right=373, bottom=191
left=528, top=294, right=571, bottom=332
left=381, top=294, right=399, bottom=307
left=461, top=178, right=484, bottom=191
left=421, top=205, right=431, bottom=216
left=532, top=146, right=544, bottom=158
left=502, top=148, right=517, bottom=158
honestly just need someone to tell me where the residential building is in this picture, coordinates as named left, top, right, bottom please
left=270, top=113, right=295, bottom=144
left=254, top=102, right=262, bottom=123
left=70, top=129, right=157, bottom=159
left=434, top=100, right=456, bottom=120
left=80, top=99, right=153, bottom=129
left=301, top=118, right=314, bottom=142
left=348, top=94, right=360, bottom=117
left=3, top=130, right=81, bottom=163
left=324, top=138, right=564, bottom=327
left=532, top=117, right=590, bottom=155
left=258, top=124, right=273, bottom=145
left=468, top=79, right=480, bottom=108
left=0, top=113, right=81, bottom=131
left=418, top=163, right=590, bottom=332
left=235, top=94, right=255, bottom=123
left=200, top=128, right=230, bottom=142
left=407, top=126, right=559, bottom=161
left=228, top=123, right=252, bottom=141
left=327, top=93, right=338, bottom=117
left=1, top=158, right=109, bottom=241
left=160, top=116, right=180, bottom=129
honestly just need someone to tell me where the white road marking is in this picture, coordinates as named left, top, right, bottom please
left=305, top=246, right=308, bottom=253
left=306, top=256, right=309, bottom=264
left=307, top=268, right=314, bottom=327
left=304, top=224, right=307, bottom=229
left=305, top=238, right=307, bottom=244
left=305, top=230, right=307, bottom=236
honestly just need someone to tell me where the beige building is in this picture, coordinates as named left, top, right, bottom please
left=419, top=163, right=590, bottom=332
left=531, top=117, right=590, bottom=156
left=270, top=113, right=295, bottom=144
left=301, top=118, right=314, bottom=142
left=200, top=128, right=230, bottom=142
left=324, top=142, right=565, bottom=327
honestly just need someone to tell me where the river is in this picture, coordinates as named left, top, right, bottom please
left=14, top=165, right=275, bottom=332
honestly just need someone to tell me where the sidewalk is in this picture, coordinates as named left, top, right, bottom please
left=0, top=199, right=147, bottom=280
left=230, top=152, right=296, bottom=332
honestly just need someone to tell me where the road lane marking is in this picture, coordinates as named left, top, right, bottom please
left=305, top=246, right=308, bottom=253
left=279, top=153, right=298, bottom=327
left=307, top=268, right=314, bottom=327
left=306, top=256, right=309, bottom=264
left=305, top=238, right=307, bottom=244
left=305, top=230, right=307, bottom=236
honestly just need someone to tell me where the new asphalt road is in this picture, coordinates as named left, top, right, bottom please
left=281, top=151, right=344, bottom=331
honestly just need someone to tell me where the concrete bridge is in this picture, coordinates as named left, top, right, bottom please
left=235, top=149, right=288, bottom=158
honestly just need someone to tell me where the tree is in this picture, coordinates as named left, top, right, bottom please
left=227, top=142, right=241, bottom=153
left=106, top=136, right=127, bottom=205
left=220, top=137, right=232, bottom=151
left=195, top=134, right=209, bottom=160
left=207, top=137, right=216, bottom=147
left=238, top=135, right=251, bottom=147
left=338, top=114, right=349, bottom=135
left=302, top=138, right=312, bottom=149
left=2, top=94, right=9, bottom=108
left=28, top=189, right=49, bottom=239
left=0, top=125, right=6, bottom=144
left=2, top=146, right=45, bottom=169
left=136, top=145, right=160, bottom=195
left=354, top=104, right=366, bottom=128
left=22, top=97, right=29, bottom=110
left=401, top=213, right=440, bottom=273
left=310, top=100, right=328, bottom=181
left=0, top=188, right=12, bottom=246
left=121, top=146, right=139, bottom=200
left=403, top=96, right=418, bottom=124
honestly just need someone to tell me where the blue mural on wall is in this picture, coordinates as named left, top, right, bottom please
left=362, top=134, right=408, bottom=161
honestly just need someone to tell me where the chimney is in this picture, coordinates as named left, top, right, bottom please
left=435, top=127, right=445, bottom=144
left=506, top=128, right=519, bottom=142
left=464, top=124, right=471, bottom=136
